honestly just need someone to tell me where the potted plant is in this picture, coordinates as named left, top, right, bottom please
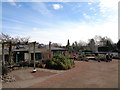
left=42, top=64, right=46, bottom=68
left=41, top=60, right=46, bottom=68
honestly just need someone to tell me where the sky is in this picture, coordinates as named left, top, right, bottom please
left=1, top=0, right=119, bottom=46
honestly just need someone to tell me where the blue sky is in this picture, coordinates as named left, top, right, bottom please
left=2, top=0, right=118, bottom=45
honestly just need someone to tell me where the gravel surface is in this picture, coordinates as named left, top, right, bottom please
left=29, top=59, right=118, bottom=88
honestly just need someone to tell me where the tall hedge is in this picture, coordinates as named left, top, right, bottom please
left=46, top=55, right=75, bottom=70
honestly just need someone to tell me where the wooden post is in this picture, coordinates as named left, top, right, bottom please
left=33, top=42, right=36, bottom=69
left=28, top=44, right=31, bottom=66
left=9, top=41, right=13, bottom=66
left=2, top=42, right=5, bottom=65
left=49, top=41, right=51, bottom=58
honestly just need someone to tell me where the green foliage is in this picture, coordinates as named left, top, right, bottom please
left=78, top=54, right=85, bottom=58
left=46, top=55, right=75, bottom=70
left=28, top=60, right=42, bottom=67
left=98, top=46, right=109, bottom=52
left=112, top=55, right=120, bottom=59
left=117, top=40, right=120, bottom=51
left=18, top=61, right=29, bottom=67
left=82, top=49, right=92, bottom=52
left=77, top=54, right=88, bottom=61
left=96, top=54, right=106, bottom=60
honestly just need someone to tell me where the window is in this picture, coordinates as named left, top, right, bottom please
left=31, top=53, right=42, bottom=60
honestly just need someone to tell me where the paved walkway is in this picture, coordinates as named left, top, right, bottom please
left=29, top=59, right=118, bottom=88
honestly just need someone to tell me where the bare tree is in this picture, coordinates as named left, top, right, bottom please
left=88, top=39, right=96, bottom=52
left=78, top=40, right=87, bottom=46
left=93, top=35, right=102, bottom=45
left=93, top=35, right=113, bottom=46
left=0, top=33, right=30, bottom=43
left=51, top=43, right=62, bottom=47
left=0, top=33, right=12, bottom=42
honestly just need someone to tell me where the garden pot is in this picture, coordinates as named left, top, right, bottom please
left=42, top=64, right=46, bottom=68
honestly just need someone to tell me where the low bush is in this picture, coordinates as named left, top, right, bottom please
left=18, top=61, right=29, bottom=67
left=95, top=54, right=106, bottom=60
left=46, top=55, right=75, bottom=70
left=112, top=55, right=120, bottom=59
left=29, top=60, right=42, bottom=67
left=77, top=54, right=87, bottom=61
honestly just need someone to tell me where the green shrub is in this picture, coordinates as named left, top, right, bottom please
left=36, top=62, right=42, bottom=68
left=46, top=55, right=75, bottom=70
left=112, top=55, right=120, bottom=59
left=29, top=60, right=41, bottom=67
left=77, top=54, right=86, bottom=61
left=18, top=61, right=29, bottom=67
left=96, top=54, right=106, bottom=60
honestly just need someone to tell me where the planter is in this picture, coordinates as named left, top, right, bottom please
left=42, top=64, right=46, bottom=68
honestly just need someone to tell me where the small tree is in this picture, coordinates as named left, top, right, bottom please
left=117, top=39, right=120, bottom=58
left=117, top=39, right=120, bottom=51
left=88, top=39, right=96, bottom=52
left=52, top=43, right=61, bottom=47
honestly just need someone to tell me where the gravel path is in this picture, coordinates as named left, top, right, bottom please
left=2, top=67, right=65, bottom=88
left=29, top=59, right=118, bottom=88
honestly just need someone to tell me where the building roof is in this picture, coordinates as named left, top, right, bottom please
left=45, top=45, right=67, bottom=51
left=2, top=43, right=67, bottom=54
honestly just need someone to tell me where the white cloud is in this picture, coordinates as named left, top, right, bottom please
left=98, top=0, right=118, bottom=15
left=23, top=19, right=118, bottom=46
left=7, top=0, right=22, bottom=8
left=98, top=0, right=118, bottom=25
left=52, top=4, right=63, bottom=10
left=3, top=17, right=26, bottom=24
left=4, top=1, right=118, bottom=45
left=7, top=0, right=17, bottom=6
left=99, top=0, right=118, bottom=10
left=31, top=2, right=52, bottom=16
left=83, top=13, right=91, bottom=19
left=88, top=2, right=92, bottom=5
left=89, top=7, right=95, bottom=11
left=32, top=28, right=38, bottom=31
left=9, top=18, right=118, bottom=45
